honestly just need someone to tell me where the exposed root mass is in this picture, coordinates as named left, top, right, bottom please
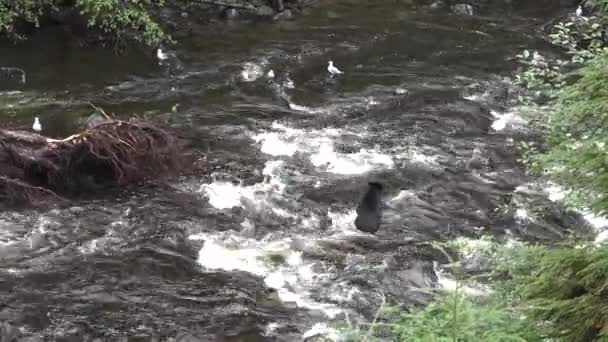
left=0, top=120, right=181, bottom=207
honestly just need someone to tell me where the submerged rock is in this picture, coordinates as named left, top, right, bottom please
left=273, top=9, right=294, bottom=21
left=80, top=112, right=110, bottom=129
left=0, top=321, right=19, bottom=341
left=222, top=7, right=239, bottom=20
left=429, top=0, right=446, bottom=10
left=272, top=0, right=285, bottom=12
left=452, top=3, right=474, bottom=16
left=0, top=67, right=26, bottom=88
left=256, top=5, right=275, bottom=17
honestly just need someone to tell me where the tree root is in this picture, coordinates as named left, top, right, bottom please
left=0, top=119, right=181, bottom=207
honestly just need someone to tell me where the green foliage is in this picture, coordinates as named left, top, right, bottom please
left=514, top=7, right=608, bottom=104
left=77, top=0, right=168, bottom=47
left=0, top=0, right=55, bottom=40
left=586, top=0, right=608, bottom=17
left=391, top=294, right=536, bottom=342
left=530, top=54, right=608, bottom=214
left=514, top=49, right=566, bottom=104
left=340, top=293, right=538, bottom=342
left=339, top=240, right=542, bottom=342
left=514, top=1, right=608, bottom=214
left=0, top=0, right=169, bottom=47
left=340, top=238, right=608, bottom=342
left=496, top=243, right=608, bottom=342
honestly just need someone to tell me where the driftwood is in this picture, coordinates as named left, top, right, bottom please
left=0, top=120, right=181, bottom=206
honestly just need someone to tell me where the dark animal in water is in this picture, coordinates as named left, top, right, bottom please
left=354, top=182, right=383, bottom=233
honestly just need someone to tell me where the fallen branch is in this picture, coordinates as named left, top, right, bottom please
left=0, top=176, right=66, bottom=206
left=88, top=102, right=112, bottom=120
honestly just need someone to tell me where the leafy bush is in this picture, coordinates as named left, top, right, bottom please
left=496, top=243, right=608, bottom=342
left=0, top=0, right=55, bottom=40
left=340, top=292, right=538, bottom=342
left=340, top=240, right=542, bottom=342
left=392, top=293, right=538, bottom=342
left=530, top=54, right=608, bottom=214
left=0, top=0, right=169, bottom=47
left=514, top=3, right=608, bottom=105
left=340, top=240, right=608, bottom=342
left=77, top=0, right=168, bottom=47
left=514, top=1, right=608, bottom=214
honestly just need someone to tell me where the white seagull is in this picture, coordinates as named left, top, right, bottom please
left=266, top=69, right=275, bottom=79
left=327, top=60, right=343, bottom=77
left=576, top=5, right=583, bottom=16
left=32, top=116, right=42, bottom=132
left=156, top=48, right=169, bottom=61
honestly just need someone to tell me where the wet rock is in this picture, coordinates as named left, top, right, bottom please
left=273, top=9, right=294, bottom=21
left=20, top=338, right=43, bottom=342
left=222, top=7, right=239, bottom=20
left=256, top=5, right=276, bottom=17
left=465, top=148, right=487, bottom=170
left=429, top=0, right=446, bottom=10
left=510, top=188, right=596, bottom=241
left=291, top=238, right=339, bottom=258
left=462, top=253, right=492, bottom=274
left=79, top=112, right=110, bottom=129
left=172, top=332, right=203, bottom=342
left=69, top=206, right=86, bottom=214
left=452, top=3, right=474, bottom=16
left=28, top=231, right=47, bottom=250
left=304, top=336, right=333, bottom=342
left=392, top=260, right=435, bottom=288
left=318, top=211, right=332, bottom=230
left=0, top=67, right=26, bottom=86
left=0, top=321, right=19, bottom=342
left=272, top=0, right=285, bottom=12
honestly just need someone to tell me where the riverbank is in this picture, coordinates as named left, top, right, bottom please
left=0, top=0, right=580, bottom=52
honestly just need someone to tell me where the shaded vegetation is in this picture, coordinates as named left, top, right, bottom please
left=499, top=244, right=608, bottom=341
left=516, top=0, right=608, bottom=215
left=0, top=0, right=169, bottom=47
left=342, top=240, right=608, bottom=342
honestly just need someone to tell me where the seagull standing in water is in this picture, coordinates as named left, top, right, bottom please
left=157, top=48, right=169, bottom=61
left=32, top=117, right=42, bottom=132
left=575, top=5, right=588, bottom=20
left=327, top=60, right=343, bottom=77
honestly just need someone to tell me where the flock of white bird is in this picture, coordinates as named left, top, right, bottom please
left=31, top=48, right=346, bottom=133
left=28, top=3, right=587, bottom=133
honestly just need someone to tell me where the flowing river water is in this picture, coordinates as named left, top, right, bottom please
left=0, top=1, right=598, bottom=341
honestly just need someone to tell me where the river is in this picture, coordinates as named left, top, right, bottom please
left=0, top=1, right=586, bottom=341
